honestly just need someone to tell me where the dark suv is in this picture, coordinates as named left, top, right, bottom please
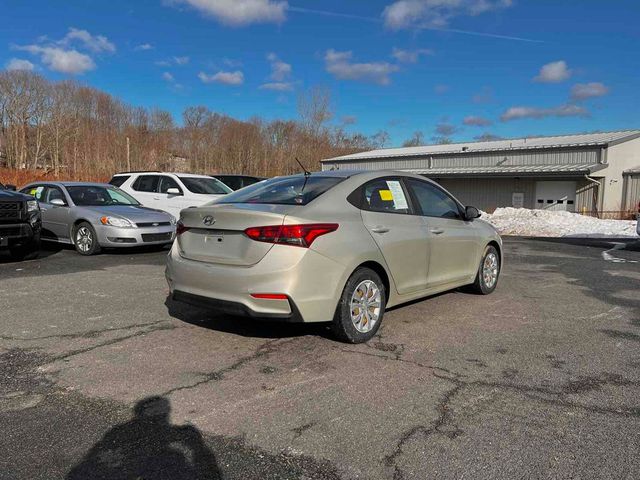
left=0, top=181, right=42, bottom=260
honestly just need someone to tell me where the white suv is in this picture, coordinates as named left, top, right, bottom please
left=109, top=172, right=232, bottom=220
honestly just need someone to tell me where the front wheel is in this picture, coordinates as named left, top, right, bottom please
left=469, top=245, right=500, bottom=295
left=332, top=267, right=386, bottom=343
left=73, top=222, right=101, bottom=256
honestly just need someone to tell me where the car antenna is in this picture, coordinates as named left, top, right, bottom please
left=295, top=157, right=311, bottom=177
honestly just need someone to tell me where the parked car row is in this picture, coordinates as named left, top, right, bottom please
left=4, top=169, right=504, bottom=343
left=1, top=171, right=265, bottom=259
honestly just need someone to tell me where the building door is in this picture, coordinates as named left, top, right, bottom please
left=535, top=181, right=577, bottom=212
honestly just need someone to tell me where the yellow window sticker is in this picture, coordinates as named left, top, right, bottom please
left=379, top=189, right=393, bottom=201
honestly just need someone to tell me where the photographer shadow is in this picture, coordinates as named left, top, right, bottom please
left=67, top=396, right=220, bottom=480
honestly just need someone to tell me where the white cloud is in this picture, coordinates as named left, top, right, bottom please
left=500, top=104, right=588, bottom=122
left=324, top=49, right=399, bottom=85
left=534, top=60, right=572, bottom=83
left=15, top=45, right=95, bottom=74
left=60, top=27, right=116, bottom=53
left=135, top=43, right=154, bottom=51
left=198, top=70, right=244, bottom=85
left=162, top=71, right=175, bottom=82
left=259, top=82, right=293, bottom=91
left=383, top=0, right=513, bottom=30
left=174, top=0, right=287, bottom=26
left=155, top=56, right=189, bottom=67
left=266, top=52, right=291, bottom=81
left=570, top=82, right=609, bottom=101
left=391, top=47, right=433, bottom=63
left=6, top=58, right=35, bottom=71
left=463, top=115, right=493, bottom=127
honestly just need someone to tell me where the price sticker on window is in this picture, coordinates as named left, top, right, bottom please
left=385, top=181, right=408, bottom=209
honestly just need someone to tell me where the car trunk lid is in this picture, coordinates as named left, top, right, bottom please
left=177, top=203, right=295, bottom=266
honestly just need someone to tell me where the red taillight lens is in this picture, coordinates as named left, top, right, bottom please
left=176, top=221, right=191, bottom=236
left=250, top=293, right=289, bottom=300
left=244, top=223, right=339, bottom=248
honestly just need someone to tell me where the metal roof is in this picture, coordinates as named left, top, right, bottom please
left=323, top=130, right=640, bottom=163
left=402, top=163, right=605, bottom=177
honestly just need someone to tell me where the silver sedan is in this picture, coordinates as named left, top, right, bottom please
left=20, top=182, right=176, bottom=255
left=166, top=170, right=503, bottom=343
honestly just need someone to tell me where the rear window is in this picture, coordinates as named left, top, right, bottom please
left=109, top=175, right=130, bottom=188
left=216, top=175, right=343, bottom=206
left=179, top=176, right=232, bottom=195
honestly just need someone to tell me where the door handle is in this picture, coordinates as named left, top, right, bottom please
left=430, top=228, right=445, bottom=235
left=153, top=197, right=161, bottom=200
left=371, top=226, right=390, bottom=234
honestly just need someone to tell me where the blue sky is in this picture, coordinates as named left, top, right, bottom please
left=2, top=0, right=639, bottom=145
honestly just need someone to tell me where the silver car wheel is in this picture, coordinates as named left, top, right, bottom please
left=350, top=280, right=382, bottom=334
left=482, top=252, right=499, bottom=288
left=76, top=226, right=93, bottom=253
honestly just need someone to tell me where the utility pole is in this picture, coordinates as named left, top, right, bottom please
left=126, top=136, right=131, bottom=171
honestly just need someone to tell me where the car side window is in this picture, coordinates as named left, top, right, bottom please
left=44, top=186, right=68, bottom=205
left=406, top=178, right=461, bottom=219
left=360, top=178, right=411, bottom=215
left=132, top=175, right=160, bottom=193
left=21, top=185, right=47, bottom=202
left=158, top=176, right=182, bottom=194
left=109, top=175, right=130, bottom=187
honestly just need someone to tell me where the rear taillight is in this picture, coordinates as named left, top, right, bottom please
left=176, top=221, right=191, bottom=236
left=244, top=223, right=339, bottom=248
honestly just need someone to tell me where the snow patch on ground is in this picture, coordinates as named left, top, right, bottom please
left=481, top=207, right=638, bottom=238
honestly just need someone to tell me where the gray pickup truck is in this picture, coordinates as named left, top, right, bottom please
left=0, top=181, right=42, bottom=259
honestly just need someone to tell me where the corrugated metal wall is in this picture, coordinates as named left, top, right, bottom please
left=431, top=177, right=536, bottom=211
left=430, top=176, right=601, bottom=213
left=323, top=148, right=602, bottom=171
left=622, top=174, right=640, bottom=210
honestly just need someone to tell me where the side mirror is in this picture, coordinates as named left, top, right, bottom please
left=6, top=184, right=16, bottom=191
left=50, top=198, right=66, bottom=206
left=166, top=188, right=182, bottom=196
left=464, top=206, right=481, bottom=220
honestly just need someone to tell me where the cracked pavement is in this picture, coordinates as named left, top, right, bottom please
left=0, top=238, right=639, bottom=479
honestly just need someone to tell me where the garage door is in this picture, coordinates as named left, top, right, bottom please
left=535, top=181, right=577, bottom=212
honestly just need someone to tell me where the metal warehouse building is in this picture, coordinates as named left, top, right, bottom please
left=321, top=130, right=640, bottom=216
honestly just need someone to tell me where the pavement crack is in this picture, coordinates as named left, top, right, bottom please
left=0, top=321, right=170, bottom=342
left=50, top=323, right=176, bottom=362
left=163, top=338, right=298, bottom=396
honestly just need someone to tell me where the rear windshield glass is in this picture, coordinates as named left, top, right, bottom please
left=216, top=176, right=343, bottom=206
left=179, top=176, right=232, bottom=195
left=109, top=175, right=130, bottom=187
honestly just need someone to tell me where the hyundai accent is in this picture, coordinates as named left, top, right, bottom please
left=166, top=170, right=502, bottom=343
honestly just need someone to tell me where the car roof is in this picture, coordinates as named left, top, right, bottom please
left=24, top=181, right=113, bottom=188
left=112, top=171, right=212, bottom=179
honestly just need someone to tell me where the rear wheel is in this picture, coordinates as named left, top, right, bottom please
left=332, top=267, right=386, bottom=343
left=73, top=222, right=101, bottom=256
left=469, top=245, right=500, bottom=294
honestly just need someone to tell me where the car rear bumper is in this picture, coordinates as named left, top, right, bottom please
left=165, top=241, right=346, bottom=323
left=96, top=225, right=176, bottom=247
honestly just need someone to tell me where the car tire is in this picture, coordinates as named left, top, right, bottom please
left=469, top=245, right=500, bottom=295
left=73, top=222, right=101, bottom=256
left=332, top=267, right=386, bottom=344
left=8, top=236, right=40, bottom=261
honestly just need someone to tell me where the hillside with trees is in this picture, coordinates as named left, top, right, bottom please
left=0, top=70, right=389, bottom=183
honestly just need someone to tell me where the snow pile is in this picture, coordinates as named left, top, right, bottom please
left=481, top=207, right=638, bottom=238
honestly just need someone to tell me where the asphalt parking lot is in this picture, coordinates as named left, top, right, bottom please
left=1, top=237, right=639, bottom=480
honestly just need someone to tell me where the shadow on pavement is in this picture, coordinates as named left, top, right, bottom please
left=527, top=236, right=640, bottom=251
left=165, top=296, right=332, bottom=340
left=67, top=396, right=221, bottom=480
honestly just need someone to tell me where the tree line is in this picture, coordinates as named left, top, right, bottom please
left=0, top=70, right=393, bottom=179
